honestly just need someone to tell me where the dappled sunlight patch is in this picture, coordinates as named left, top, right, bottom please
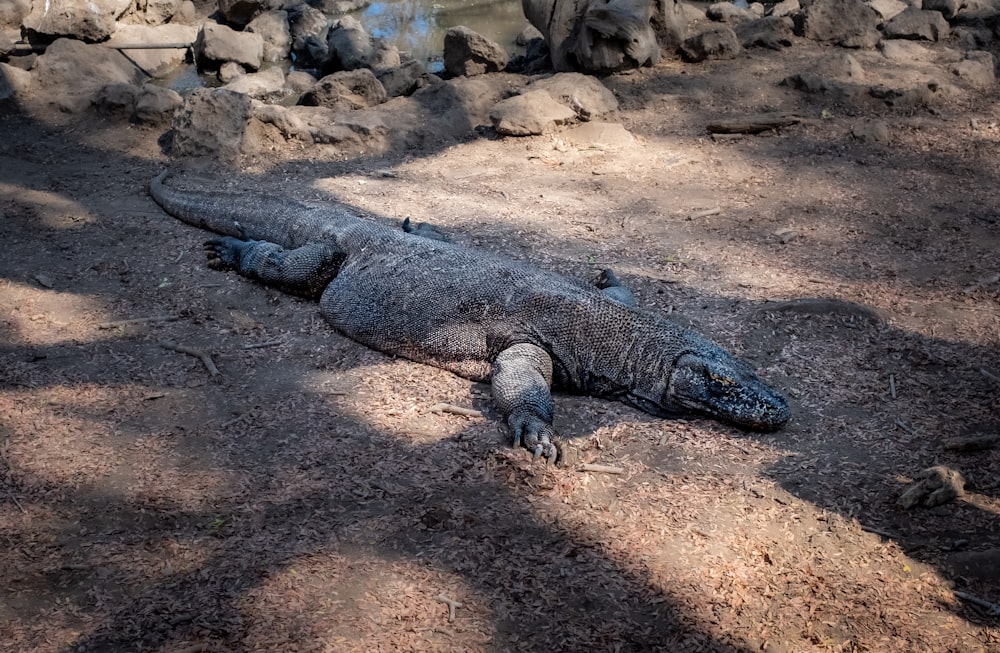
left=0, top=279, right=110, bottom=347
left=0, top=183, right=98, bottom=228
left=238, top=553, right=496, bottom=651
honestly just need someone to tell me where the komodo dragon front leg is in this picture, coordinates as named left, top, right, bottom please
left=204, top=236, right=344, bottom=298
left=492, top=343, right=559, bottom=463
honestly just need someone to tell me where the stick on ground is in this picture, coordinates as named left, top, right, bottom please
left=580, top=463, right=626, bottom=474
left=160, top=340, right=220, bottom=377
left=429, top=403, right=483, bottom=418
left=434, top=594, right=462, bottom=622
left=98, top=315, right=179, bottom=329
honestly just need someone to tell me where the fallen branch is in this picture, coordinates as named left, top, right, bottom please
left=242, top=339, right=286, bottom=350
left=429, top=403, right=483, bottom=418
left=160, top=340, right=219, bottom=377
left=979, top=367, right=1000, bottom=384
left=953, top=590, right=1000, bottom=616
left=434, top=594, right=462, bottom=622
left=859, top=523, right=896, bottom=539
left=690, top=207, right=722, bottom=219
left=97, top=315, right=179, bottom=329
left=580, top=463, right=626, bottom=474
left=943, top=433, right=1000, bottom=451
left=706, top=112, right=803, bottom=134
left=7, top=491, right=25, bottom=513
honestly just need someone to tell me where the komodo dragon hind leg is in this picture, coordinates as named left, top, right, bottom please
left=204, top=236, right=345, bottom=299
left=401, top=216, right=450, bottom=242
left=492, top=343, right=559, bottom=464
left=594, top=269, right=637, bottom=307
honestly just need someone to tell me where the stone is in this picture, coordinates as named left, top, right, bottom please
left=801, top=0, right=881, bottom=48
left=706, top=2, right=756, bottom=23
left=134, top=83, right=182, bottom=123
left=299, top=68, right=387, bottom=110
left=735, top=16, right=794, bottom=49
left=106, top=23, right=199, bottom=78
left=879, top=39, right=935, bottom=62
left=131, top=0, right=181, bottom=25
left=0, top=0, right=32, bottom=29
left=168, top=87, right=252, bottom=158
left=195, top=22, right=264, bottom=71
left=247, top=10, right=291, bottom=63
left=252, top=103, right=390, bottom=150
left=23, top=0, right=128, bottom=42
left=921, top=0, right=959, bottom=18
left=559, top=121, right=635, bottom=149
left=767, top=0, right=799, bottom=17
left=952, top=26, right=993, bottom=49
left=93, top=83, right=140, bottom=116
left=883, top=8, right=950, bottom=40
left=897, top=466, right=964, bottom=509
left=0, top=62, right=33, bottom=103
left=444, top=26, right=508, bottom=77
left=490, top=89, right=577, bottom=136
left=528, top=72, right=618, bottom=120
left=288, top=3, right=330, bottom=68
left=224, top=65, right=287, bottom=100
left=377, top=59, right=426, bottom=97
left=218, top=61, right=245, bottom=83
left=812, top=51, right=865, bottom=79
left=32, top=38, right=140, bottom=112
left=285, top=70, right=317, bottom=94
left=680, top=27, right=742, bottom=62
left=218, top=0, right=281, bottom=29
left=173, top=1, right=197, bottom=24
left=950, top=51, right=996, bottom=88
left=326, top=16, right=399, bottom=72
left=851, top=119, right=888, bottom=142
left=868, top=0, right=908, bottom=21
left=516, top=24, right=544, bottom=45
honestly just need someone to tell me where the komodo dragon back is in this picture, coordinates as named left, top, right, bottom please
left=150, top=172, right=790, bottom=462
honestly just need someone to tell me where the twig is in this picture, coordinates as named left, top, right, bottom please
left=859, top=523, right=896, bottom=539
left=160, top=340, right=220, bottom=377
left=953, top=590, right=1000, bottom=616
left=979, top=367, right=1000, bottom=384
left=435, top=594, right=462, bottom=622
left=97, top=315, right=179, bottom=329
left=690, top=207, right=722, bottom=219
left=7, top=491, right=25, bottom=513
left=943, top=433, right=1000, bottom=451
left=895, top=419, right=916, bottom=435
left=429, top=403, right=483, bottom=418
left=242, top=339, right=285, bottom=350
left=889, top=374, right=897, bottom=399
left=580, top=463, right=626, bottom=474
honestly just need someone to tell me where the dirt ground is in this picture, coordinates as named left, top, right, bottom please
left=2, top=36, right=1000, bottom=653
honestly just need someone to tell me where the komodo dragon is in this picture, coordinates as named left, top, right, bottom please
left=150, top=171, right=790, bottom=462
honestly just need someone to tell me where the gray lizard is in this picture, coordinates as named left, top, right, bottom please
left=150, top=171, right=790, bottom=462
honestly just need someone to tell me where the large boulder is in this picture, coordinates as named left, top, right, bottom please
left=326, top=15, right=400, bottom=72
left=883, top=8, right=950, bottom=41
left=1, top=0, right=33, bottom=29
left=32, top=38, right=140, bottom=112
left=106, top=23, right=199, bottom=77
left=800, top=0, right=881, bottom=48
left=523, top=0, right=660, bottom=72
left=168, top=88, right=252, bottom=158
left=223, top=65, right=288, bottom=101
left=680, top=26, right=741, bottom=61
left=490, top=89, right=577, bottom=136
left=23, top=0, right=131, bottom=42
left=194, top=22, right=264, bottom=71
left=247, top=10, right=291, bottom=63
left=528, top=72, right=618, bottom=119
left=443, top=26, right=508, bottom=77
left=299, top=68, right=386, bottom=110
left=376, top=59, right=427, bottom=97
left=218, top=0, right=282, bottom=29
left=130, top=0, right=182, bottom=25
left=287, top=3, right=331, bottom=68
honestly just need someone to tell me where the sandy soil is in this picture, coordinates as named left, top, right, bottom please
left=2, top=38, right=1000, bottom=652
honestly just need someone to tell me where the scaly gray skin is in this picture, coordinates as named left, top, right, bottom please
left=150, top=171, right=790, bottom=462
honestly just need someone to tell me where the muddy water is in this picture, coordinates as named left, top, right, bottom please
left=349, top=0, right=529, bottom=72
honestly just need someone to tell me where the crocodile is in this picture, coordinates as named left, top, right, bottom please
left=149, top=171, right=790, bottom=462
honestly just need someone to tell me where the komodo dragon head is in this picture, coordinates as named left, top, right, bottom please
left=624, top=349, right=791, bottom=431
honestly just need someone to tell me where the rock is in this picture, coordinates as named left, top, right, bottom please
left=218, top=0, right=281, bottom=29
left=523, top=0, right=660, bottom=72
left=218, top=61, right=245, bottom=83
left=800, top=0, right=881, bottom=48
left=0, top=62, right=33, bottom=102
left=195, top=22, right=264, bottom=71
left=287, top=3, right=330, bottom=67
left=376, top=59, right=426, bottom=97
left=851, top=119, right=888, bottom=142
left=883, top=8, right=950, bottom=41
left=106, top=23, right=199, bottom=78
left=490, top=89, right=577, bottom=136
left=706, top=2, right=756, bottom=23
left=252, top=103, right=390, bottom=149
left=0, top=0, right=32, bottom=30
left=868, top=0, right=908, bottom=21
left=679, top=26, right=742, bottom=62
left=131, top=0, right=182, bottom=25
left=93, top=83, right=140, bottom=116
left=812, top=51, right=865, bottom=79
left=528, top=72, right=618, bottom=119
left=443, top=26, right=508, bottom=77
left=559, top=121, right=634, bottom=149
left=285, top=70, right=317, bottom=94
left=168, top=87, right=252, bottom=158
left=921, top=0, right=959, bottom=18
left=224, top=65, right=287, bottom=100
left=173, top=1, right=197, bottom=25
left=134, top=83, right=182, bottom=123
left=897, top=466, right=965, bottom=509
left=878, top=38, right=935, bottom=62
left=952, top=26, right=993, bottom=49
left=767, top=0, right=799, bottom=18
left=735, top=16, right=794, bottom=49
left=247, top=10, right=291, bottom=63
left=299, top=68, right=387, bottom=110
left=950, top=51, right=996, bottom=88
left=395, top=75, right=514, bottom=144
left=516, top=24, right=544, bottom=45
left=23, top=0, right=128, bottom=42
left=32, top=38, right=140, bottom=112
left=326, top=16, right=400, bottom=72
